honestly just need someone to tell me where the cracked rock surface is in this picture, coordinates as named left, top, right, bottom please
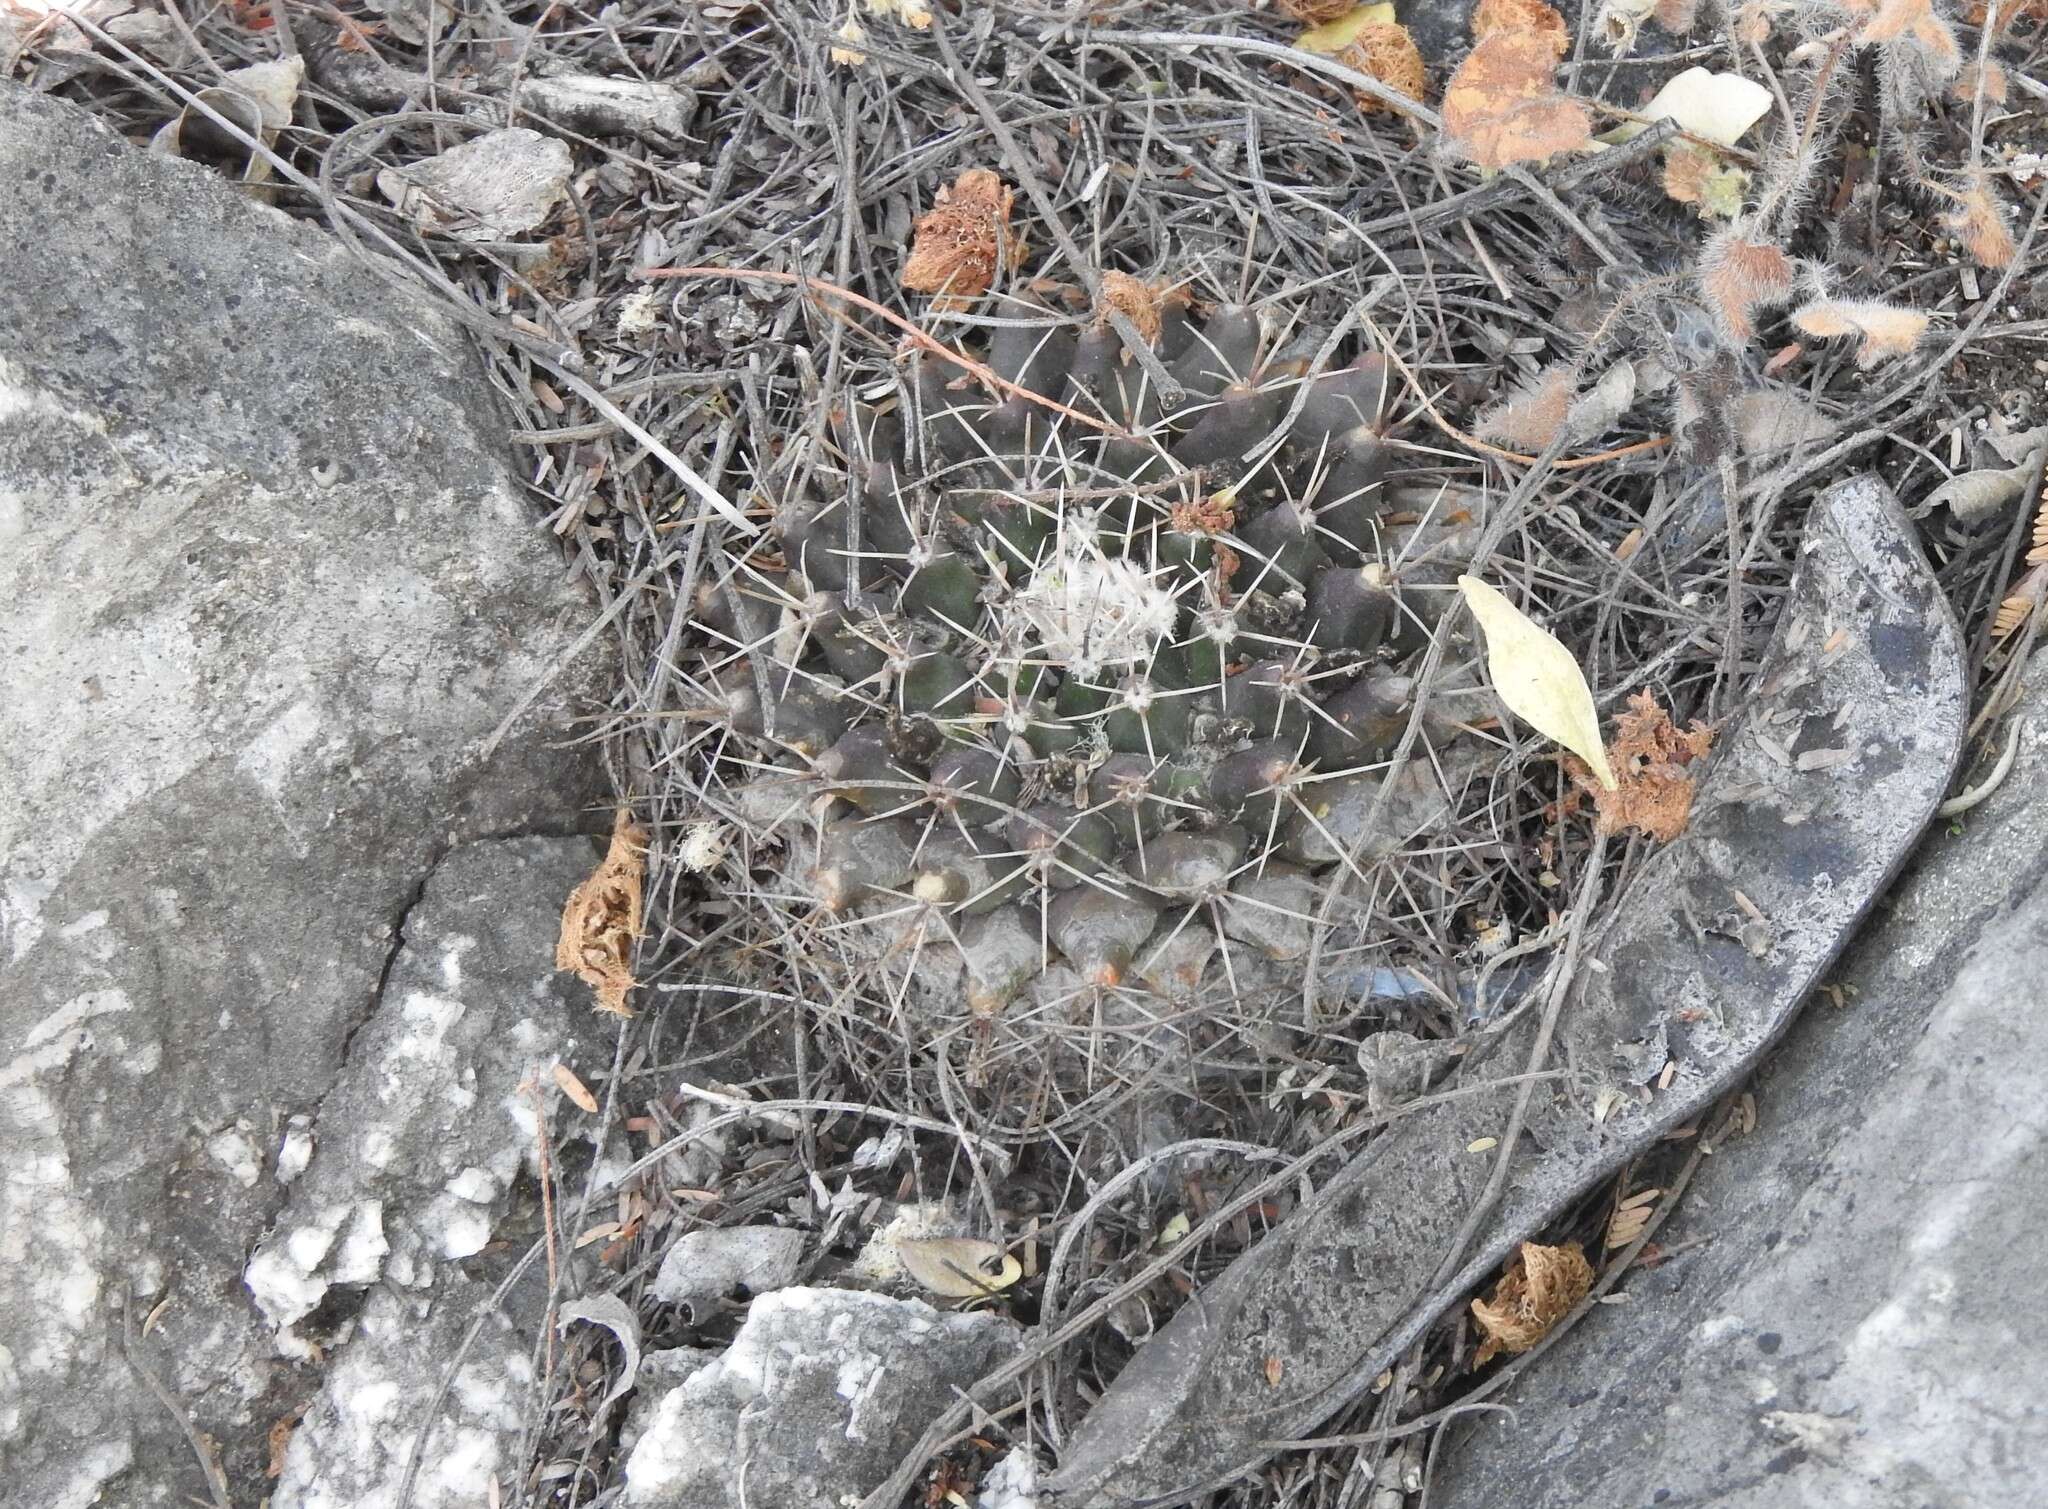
left=0, top=81, right=607, bottom=1506
left=1430, top=660, right=2048, bottom=1508
left=623, top=1288, right=1021, bottom=1509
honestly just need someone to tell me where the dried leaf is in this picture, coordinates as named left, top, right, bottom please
left=1476, top=363, right=1577, bottom=450
left=1293, top=1, right=1397, bottom=52
left=1789, top=299, right=1929, bottom=367
left=556, top=809, right=647, bottom=1017
left=1924, top=467, right=2031, bottom=526
left=1859, top=0, right=1961, bottom=73
left=1442, top=29, right=1592, bottom=171
left=150, top=56, right=303, bottom=191
left=1943, top=181, right=2015, bottom=269
left=1612, top=67, right=1771, bottom=147
left=552, top=1062, right=600, bottom=1114
left=1459, top=576, right=1618, bottom=790
left=1654, top=0, right=1700, bottom=28
left=1472, top=0, right=1570, bottom=46
left=1730, top=389, right=1836, bottom=455
left=1697, top=230, right=1795, bottom=341
left=376, top=127, right=573, bottom=242
left=1567, top=690, right=1715, bottom=842
left=1570, top=360, right=1637, bottom=440
left=1954, top=59, right=2008, bottom=105
left=556, top=1294, right=640, bottom=1421
left=1264, top=1355, right=1286, bottom=1386
left=829, top=17, right=868, bottom=65
left=864, top=0, right=931, bottom=28
left=902, top=169, right=1023, bottom=304
left=1995, top=564, right=2048, bottom=640
left=1471, top=1241, right=1593, bottom=1365
left=897, top=1236, right=1023, bottom=1299
left=1337, top=23, right=1427, bottom=116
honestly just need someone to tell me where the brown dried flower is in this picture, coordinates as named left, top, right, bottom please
left=1338, top=24, right=1427, bottom=117
left=902, top=169, right=1024, bottom=304
left=1471, top=1241, right=1593, bottom=1366
left=556, top=808, right=648, bottom=1016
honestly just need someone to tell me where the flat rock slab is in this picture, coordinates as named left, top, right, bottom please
left=1044, top=475, right=1967, bottom=1504
left=0, top=82, right=606, bottom=1505
left=1429, top=664, right=2048, bottom=1508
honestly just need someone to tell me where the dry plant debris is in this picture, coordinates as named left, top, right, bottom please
left=1789, top=299, right=1932, bottom=367
left=555, top=808, right=647, bottom=1017
left=1092, top=269, right=1177, bottom=343
left=1472, top=0, right=1571, bottom=46
left=1569, top=690, right=1717, bottom=842
left=1336, top=23, right=1427, bottom=117
left=1470, top=1240, right=1594, bottom=1365
left=1460, top=576, right=1618, bottom=790
left=1476, top=363, right=1576, bottom=449
left=1698, top=229, right=1796, bottom=341
left=901, top=168, right=1022, bottom=303
left=1442, top=23, right=1591, bottom=170
left=1292, top=1, right=1397, bottom=52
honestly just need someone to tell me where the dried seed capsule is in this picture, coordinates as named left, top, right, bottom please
left=815, top=728, right=915, bottom=814
left=808, top=818, right=915, bottom=912
left=1304, top=668, right=1416, bottom=770
left=928, top=746, right=1024, bottom=829
left=1304, top=564, right=1397, bottom=657
left=1050, top=886, right=1161, bottom=986
left=1122, top=825, right=1249, bottom=899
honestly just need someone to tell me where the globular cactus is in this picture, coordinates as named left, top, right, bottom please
left=689, top=287, right=1489, bottom=1093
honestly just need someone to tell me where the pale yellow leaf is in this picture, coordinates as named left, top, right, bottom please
left=1156, top=1211, right=1191, bottom=1249
left=1467, top=1136, right=1500, bottom=1153
left=1296, top=2, right=1397, bottom=53
left=896, top=1236, right=1022, bottom=1299
left=1607, top=67, right=1771, bottom=146
left=1460, top=576, right=1618, bottom=790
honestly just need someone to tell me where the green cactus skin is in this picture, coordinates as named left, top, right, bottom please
left=697, top=299, right=1489, bottom=1013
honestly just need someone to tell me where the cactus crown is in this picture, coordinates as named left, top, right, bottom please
left=689, top=287, right=1493, bottom=1122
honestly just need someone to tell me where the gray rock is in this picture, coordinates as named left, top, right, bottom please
left=247, top=837, right=599, bottom=1359
left=623, top=1288, right=1020, bottom=1509
left=271, top=1275, right=534, bottom=1509
left=0, top=82, right=606, bottom=1506
left=649, top=1226, right=808, bottom=1314
left=1431, top=667, right=2048, bottom=1508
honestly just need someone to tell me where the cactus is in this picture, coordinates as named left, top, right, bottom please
left=687, top=292, right=1490, bottom=1094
